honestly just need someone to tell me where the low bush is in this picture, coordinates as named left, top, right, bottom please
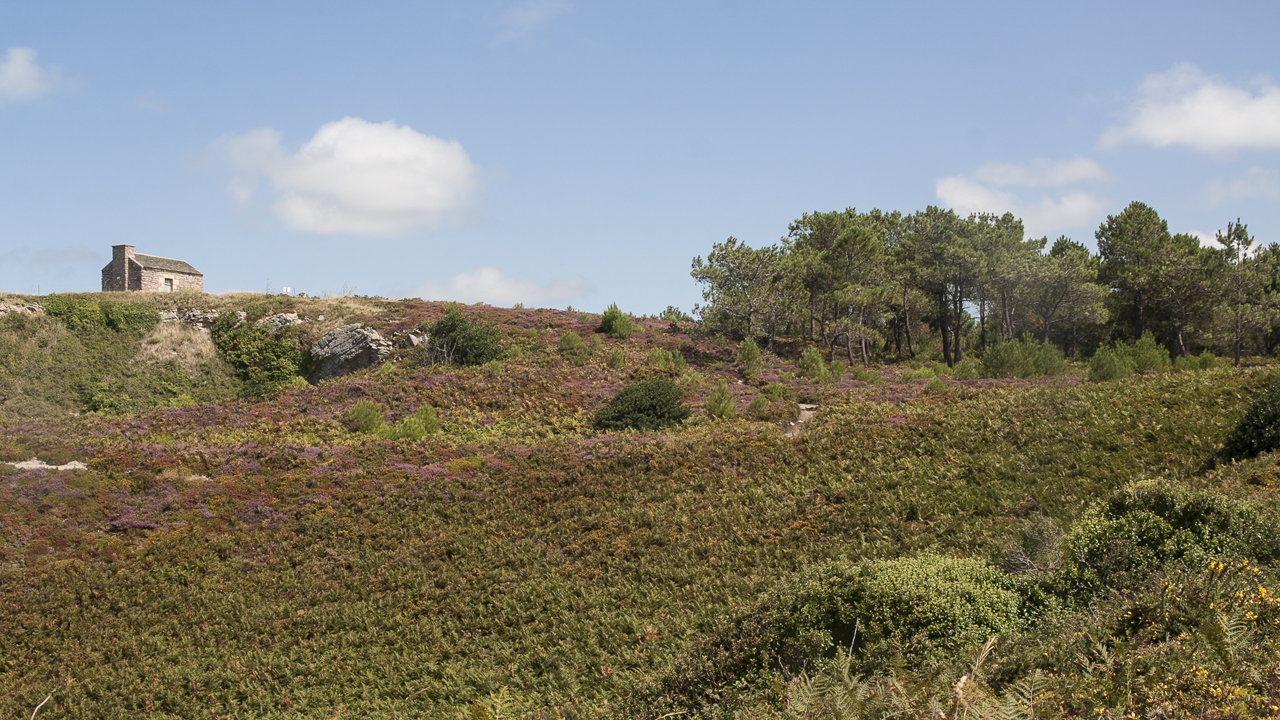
left=558, top=331, right=587, bottom=363
left=345, top=401, right=440, bottom=441
left=951, top=357, right=981, bottom=380
left=345, top=400, right=386, bottom=433
left=594, top=379, right=690, bottom=431
left=1089, top=344, right=1132, bottom=382
left=1059, top=480, right=1280, bottom=593
left=598, top=303, right=634, bottom=339
left=211, top=312, right=306, bottom=395
left=1199, top=349, right=1217, bottom=369
left=796, top=347, right=826, bottom=378
left=704, top=381, right=735, bottom=419
left=981, top=335, right=1067, bottom=379
left=637, top=556, right=1022, bottom=713
left=644, top=348, right=686, bottom=370
left=1216, top=381, right=1280, bottom=464
left=606, top=349, right=625, bottom=369
left=736, top=338, right=763, bottom=376
left=423, top=307, right=504, bottom=366
left=42, top=294, right=159, bottom=333
left=1118, top=332, right=1171, bottom=373
left=921, top=376, right=946, bottom=395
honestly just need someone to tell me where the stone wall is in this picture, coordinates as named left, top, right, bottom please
left=138, top=268, right=203, bottom=293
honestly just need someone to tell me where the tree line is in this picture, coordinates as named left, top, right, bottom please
left=690, top=201, right=1276, bottom=366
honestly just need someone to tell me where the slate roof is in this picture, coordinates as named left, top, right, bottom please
left=131, top=253, right=202, bottom=276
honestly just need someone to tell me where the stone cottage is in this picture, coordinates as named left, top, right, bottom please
left=100, top=244, right=203, bottom=293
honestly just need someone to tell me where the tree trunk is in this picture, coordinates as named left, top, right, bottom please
left=939, top=291, right=952, bottom=367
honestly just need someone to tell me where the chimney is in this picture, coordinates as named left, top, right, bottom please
left=112, top=245, right=134, bottom=290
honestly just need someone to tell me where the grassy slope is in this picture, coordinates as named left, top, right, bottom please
left=0, top=298, right=1277, bottom=718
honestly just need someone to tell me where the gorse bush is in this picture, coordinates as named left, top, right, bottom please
left=1060, top=479, right=1280, bottom=593
left=593, top=379, right=690, bottom=431
left=639, top=556, right=1022, bottom=713
left=1216, top=381, right=1280, bottom=464
left=704, top=381, right=735, bottom=419
left=424, top=307, right=504, bottom=366
left=981, top=335, right=1067, bottom=379
left=43, top=294, right=159, bottom=333
left=598, top=303, right=634, bottom=339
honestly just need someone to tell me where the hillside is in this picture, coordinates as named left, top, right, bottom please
left=3, top=292, right=1280, bottom=718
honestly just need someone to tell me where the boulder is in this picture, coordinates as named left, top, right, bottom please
left=257, top=312, right=302, bottom=334
left=0, top=302, right=44, bottom=317
left=160, top=308, right=223, bottom=331
left=310, top=324, right=393, bottom=381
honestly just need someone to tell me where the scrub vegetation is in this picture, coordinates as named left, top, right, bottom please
left=4, top=200, right=1280, bottom=718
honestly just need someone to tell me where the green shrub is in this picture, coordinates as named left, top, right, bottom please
left=99, top=299, right=159, bottom=333
left=1216, top=382, right=1280, bottom=464
left=1060, top=480, right=1280, bottom=592
left=558, top=331, right=586, bottom=363
left=736, top=338, right=763, bottom=376
left=597, top=303, right=634, bottom=339
left=1088, top=345, right=1133, bottom=382
left=211, top=312, right=306, bottom=395
left=644, top=348, right=686, bottom=370
left=921, top=376, right=946, bottom=395
left=762, top=382, right=795, bottom=402
left=606, top=349, right=625, bottom=369
left=746, top=394, right=769, bottom=419
left=982, top=335, right=1067, bottom=379
left=827, top=360, right=846, bottom=383
left=381, top=405, right=440, bottom=441
left=848, top=365, right=880, bottom=384
left=951, top=357, right=981, bottom=381
left=705, top=381, right=735, bottom=419
left=42, top=294, right=106, bottom=330
left=345, top=400, right=386, bottom=434
left=644, top=556, right=1021, bottom=710
left=1199, top=349, right=1217, bottom=369
left=1172, top=354, right=1198, bottom=372
left=797, top=347, right=827, bottom=378
left=424, top=308, right=504, bottom=366
left=594, top=379, right=690, bottom=431
left=1119, top=332, right=1171, bottom=373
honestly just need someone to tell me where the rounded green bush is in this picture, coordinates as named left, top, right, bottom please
left=1061, top=479, right=1280, bottom=592
left=1217, top=382, right=1280, bottom=464
left=597, top=303, right=634, bottom=339
left=642, top=555, right=1021, bottom=711
left=427, top=308, right=504, bottom=366
left=594, top=379, right=690, bottom=431
left=1088, top=345, right=1132, bottom=382
left=704, top=380, right=735, bottom=419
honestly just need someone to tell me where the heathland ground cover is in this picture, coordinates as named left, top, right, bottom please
left=3, top=292, right=1280, bottom=718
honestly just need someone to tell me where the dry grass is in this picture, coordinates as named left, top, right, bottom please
left=138, top=322, right=217, bottom=368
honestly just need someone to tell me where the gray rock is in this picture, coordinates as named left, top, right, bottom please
left=161, top=308, right=222, bottom=331
left=257, top=312, right=302, bottom=334
left=0, top=302, right=44, bottom=317
left=400, top=333, right=425, bottom=349
left=310, top=324, right=393, bottom=381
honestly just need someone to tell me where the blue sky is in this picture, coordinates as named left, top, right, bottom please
left=2, top=1, right=1278, bottom=313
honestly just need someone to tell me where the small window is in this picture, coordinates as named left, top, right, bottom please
left=164, top=278, right=174, bottom=292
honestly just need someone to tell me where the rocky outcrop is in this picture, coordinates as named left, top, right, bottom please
left=0, top=302, right=44, bottom=317
left=257, top=312, right=302, bottom=334
left=310, top=324, right=393, bottom=382
left=159, top=308, right=224, bottom=331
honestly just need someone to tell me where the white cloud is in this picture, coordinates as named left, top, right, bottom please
left=215, top=117, right=479, bottom=236
left=416, top=266, right=594, bottom=307
left=969, top=157, right=1107, bottom=188
left=0, top=47, right=63, bottom=106
left=499, top=0, right=571, bottom=41
left=1204, top=166, right=1280, bottom=204
left=1101, top=63, right=1280, bottom=154
left=935, top=157, right=1111, bottom=238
